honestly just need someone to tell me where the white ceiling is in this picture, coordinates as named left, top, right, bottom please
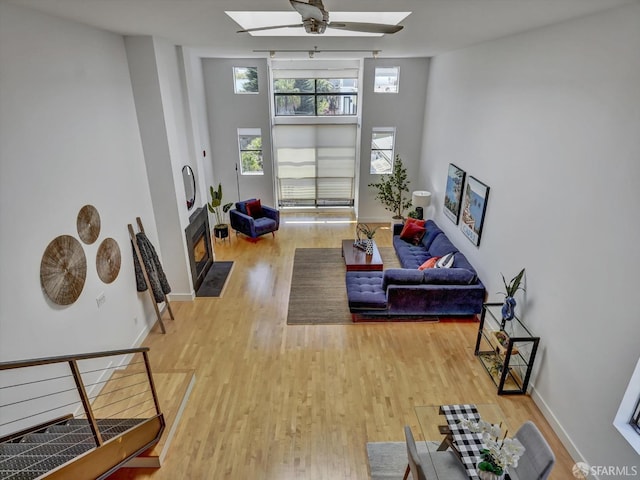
left=6, top=0, right=637, bottom=58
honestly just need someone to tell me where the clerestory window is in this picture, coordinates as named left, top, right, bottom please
left=273, top=78, right=357, bottom=116
left=233, top=67, right=259, bottom=94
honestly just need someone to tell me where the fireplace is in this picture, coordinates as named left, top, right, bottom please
left=185, top=207, right=213, bottom=292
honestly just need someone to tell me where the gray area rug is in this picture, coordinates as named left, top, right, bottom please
left=286, top=247, right=400, bottom=325
left=366, top=441, right=467, bottom=480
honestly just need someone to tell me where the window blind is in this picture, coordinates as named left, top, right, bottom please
left=273, top=124, right=356, bottom=206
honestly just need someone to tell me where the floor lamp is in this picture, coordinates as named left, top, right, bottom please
left=412, top=191, right=432, bottom=220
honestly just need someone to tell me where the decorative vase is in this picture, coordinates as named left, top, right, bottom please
left=476, top=467, right=505, bottom=480
left=501, top=296, right=517, bottom=321
left=365, top=239, right=374, bottom=255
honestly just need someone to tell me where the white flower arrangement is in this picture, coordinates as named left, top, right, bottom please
left=460, top=417, right=526, bottom=476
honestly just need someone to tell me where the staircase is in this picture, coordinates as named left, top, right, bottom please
left=0, top=348, right=165, bottom=479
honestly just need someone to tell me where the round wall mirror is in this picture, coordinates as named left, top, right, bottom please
left=182, top=165, right=196, bottom=210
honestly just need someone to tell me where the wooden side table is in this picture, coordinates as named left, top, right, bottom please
left=341, top=239, right=383, bottom=271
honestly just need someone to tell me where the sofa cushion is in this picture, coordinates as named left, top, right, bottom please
left=345, top=272, right=387, bottom=310
left=451, top=253, right=475, bottom=272
left=428, top=234, right=459, bottom=258
left=421, top=220, right=444, bottom=250
left=393, top=236, right=431, bottom=269
left=422, top=268, right=476, bottom=285
left=253, top=217, right=277, bottom=235
left=382, top=268, right=425, bottom=289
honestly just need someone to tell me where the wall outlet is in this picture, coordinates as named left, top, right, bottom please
left=96, top=292, right=106, bottom=308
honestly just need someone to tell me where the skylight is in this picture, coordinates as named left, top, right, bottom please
left=226, top=11, right=410, bottom=37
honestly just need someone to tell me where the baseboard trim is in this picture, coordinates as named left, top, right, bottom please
left=167, top=291, right=195, bottom=301
left=531, top=386, right=590, bottom=470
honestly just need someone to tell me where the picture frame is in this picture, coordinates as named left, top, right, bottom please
left=460, top=176, right=490, bottom=247
left=443, top=163, right=466, bottom=224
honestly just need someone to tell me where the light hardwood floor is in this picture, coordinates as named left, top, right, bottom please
left=109, top=212, right=575, bottom=479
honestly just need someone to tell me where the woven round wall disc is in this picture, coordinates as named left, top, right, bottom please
left=77, top=205, right=101, bottom=244
left=96, top=237, right=121, bottom=284
left=40, top=235, right=87, bottom=305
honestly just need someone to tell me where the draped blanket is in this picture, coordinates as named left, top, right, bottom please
left=132, top=232, right=171, bottom=303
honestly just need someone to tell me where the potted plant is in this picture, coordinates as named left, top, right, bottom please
left=500, top=268, right=525, bottom=321
left=207, top=183, right=233, bottom=240
left=355, top=223, right=379, bottom=255
left=368, top=154, right=412, bottom=221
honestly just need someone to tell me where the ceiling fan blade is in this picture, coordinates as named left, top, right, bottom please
left=237, top=23, right=304, bottom=33
left=327, top=21, right=403, bottom=34
left=290, top=0, right=325, bottom=22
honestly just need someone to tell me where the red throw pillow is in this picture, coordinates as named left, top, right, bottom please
left=418, top=257, right=441, bottom=271
left=400, top=222, right=426, bottom=245
left=400, top=218, right=426, bottom=238
left=405, top=217, right=426, bottom=228
left=245, top=199, right=263, bottom=219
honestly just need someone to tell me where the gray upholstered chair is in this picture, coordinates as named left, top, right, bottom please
left=403, top=426, right=467, bottom=480
left=511, top=421, right=556, bottom=480
left=404, top=426, right=427, bottom=480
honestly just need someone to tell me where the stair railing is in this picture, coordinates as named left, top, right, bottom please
left=0, top=347, right=162, bottom=446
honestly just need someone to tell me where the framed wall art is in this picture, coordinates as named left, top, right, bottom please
left=443, top=163, right=466, bottom=224
left=460, top=176, right=490, bottom=247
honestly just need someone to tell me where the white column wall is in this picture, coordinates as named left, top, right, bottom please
left=124, top=36, right=193, bottom=299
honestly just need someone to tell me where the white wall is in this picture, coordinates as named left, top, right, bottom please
left=421, top=3, right=640, bottom=475
left=0, top=4, right=159, bottom=360
left=181, top=49, right=214, bottom=217
left=202, top=59, right=274, bottom=209
left=358, top=58, right=430, bottom=222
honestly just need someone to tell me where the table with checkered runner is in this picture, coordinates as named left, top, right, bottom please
left=440, top=404, right=484, bottom=479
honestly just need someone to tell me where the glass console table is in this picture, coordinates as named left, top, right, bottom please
left=474, top=302, right=540, bottom=395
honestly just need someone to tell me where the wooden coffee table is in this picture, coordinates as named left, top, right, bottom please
left=341, top=239, right=383, bottom=271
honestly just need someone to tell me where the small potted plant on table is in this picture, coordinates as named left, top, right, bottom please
left=355, top=223, right=380, bottom=255
left=500, top=268, right=525, bottom=322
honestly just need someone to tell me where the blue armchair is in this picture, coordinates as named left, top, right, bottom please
left=229, top=199, right=280, bottom=240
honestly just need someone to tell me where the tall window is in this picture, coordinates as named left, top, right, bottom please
left=237, top=128, right=263, bottom=175
left=273, top=78, right=357, bottom=116
left=370, top=127, right=396, bottom=174
left=233, top=67, right=258, bottom=94
left=273, top=124, right=356, bottom=207
left=374, top=67, right=400, bottom=93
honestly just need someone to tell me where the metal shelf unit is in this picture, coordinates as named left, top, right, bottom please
left=474, top=302, right=540, bottom=395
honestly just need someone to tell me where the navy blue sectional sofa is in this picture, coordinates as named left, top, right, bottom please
left=345, top=220, right=486, bottom=319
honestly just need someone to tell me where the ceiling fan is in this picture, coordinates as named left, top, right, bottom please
left=237, top=0, right=404, bottom=35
